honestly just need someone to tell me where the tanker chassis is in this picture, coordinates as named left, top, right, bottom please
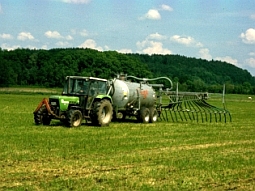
left=33, top=74, right=172, bottom=127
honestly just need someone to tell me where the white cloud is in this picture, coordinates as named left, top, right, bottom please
left=117, top=49, right=133, bottom=54
left=79, top=39, right=103, bottom=51
left=2, top=43, right=37, bottom=50
left=71, top=29, right=90, bottom=37
left=170, top=35, right=203, bottom=47
left=44, top=30, right=73, bottom=40
left=249, top=52, right=255, bottom=56
left=45, top=30, right=63, bottom=39
left=161, top=4, right=173, bottom=12
left=56, top=41, right=71, bottom=47
left=104, top=45, right=110, bottom=51
left=41, top=45, right=48, bottom=50
left=80, top=29, right=88, bottom=37
left=140, top=9, right=161, bottom=20
left=0, top=33, right=13, bottom=39
left=198, top=48, right=212, bottom=60
left=24, top=45, right=38, bottom=49
left=17, top=32, right=35, bottom=41
left=139, top=4, right=173, bottom=20
left=1, top=43, right=20, bottom=50
left=250, top=14, right=255, bottom=20
left=61, top=0, right=91, bottom=4
left=65, top=35, right=73, bottom=40
left=70, top=29, right=77, bottom=35
left=245, top=58, right=255, bottom=68
left=136, top=40, right=172, bottom=55
left=240, top=28, right=255, bottom=44
left=215, top=56, right=238, bottom=66
left=147, top=32, right=167, bottom=40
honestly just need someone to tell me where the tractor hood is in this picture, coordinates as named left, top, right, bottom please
left=49, top=95, right=79, bottom=111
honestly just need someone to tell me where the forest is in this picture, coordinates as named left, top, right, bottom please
left=0, top=47, right=254, bottom=94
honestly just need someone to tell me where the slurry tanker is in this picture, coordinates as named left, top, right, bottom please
left=34, top=74, right=231, bottom=127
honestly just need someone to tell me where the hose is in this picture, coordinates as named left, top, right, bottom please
left=126, top=76, right=173, bottom=90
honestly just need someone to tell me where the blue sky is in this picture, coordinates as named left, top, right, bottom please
left=1, top=0, right=255, bottom=76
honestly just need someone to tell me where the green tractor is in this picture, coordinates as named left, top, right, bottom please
left=33, top=76, right=113, bottom=127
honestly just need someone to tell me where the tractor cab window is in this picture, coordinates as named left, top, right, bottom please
left=62, top=81, right=68, bottom=94
left=72, top=79, right=89, bottom=94
left=89, top=80, right=107, bottom=96
left=62, top=78, right=107, bottom=95
left=63, top=78, right=89, bottom=94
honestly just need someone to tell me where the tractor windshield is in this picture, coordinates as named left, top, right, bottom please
left=62, top=77, right=107, bottom=96
left=89, top=80, right=107, bottom=95
left=62, top=78, right=89, bottom=95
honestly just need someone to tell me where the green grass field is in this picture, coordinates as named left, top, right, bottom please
left=0, top=91, right=254, bottom=190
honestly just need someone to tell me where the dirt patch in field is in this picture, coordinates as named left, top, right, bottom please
left=160, top=140, right=255, bottom=151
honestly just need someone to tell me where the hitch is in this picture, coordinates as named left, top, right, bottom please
left=33, top=98, right=60, bottom=119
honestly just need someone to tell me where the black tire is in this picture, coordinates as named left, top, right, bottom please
left=139, top=107, right=150, bottom=123
left=149, top=107, right=158, bottom=123
left=112, top=111, right=126, bottom=121
left=92, top=100, right=113, bottom=126
left=34, top=107, right=44, bottom=125
left=42, top=115, right=51, bottom=125
left=66, top=109, right=83, bottom=127
left=34, top=105, right=51, bottom=125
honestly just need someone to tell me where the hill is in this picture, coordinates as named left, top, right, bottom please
left=0, top=48, right=254, bottom=94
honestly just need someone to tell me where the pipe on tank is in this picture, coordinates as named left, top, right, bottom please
left=126, top=76, right=173, bottom=90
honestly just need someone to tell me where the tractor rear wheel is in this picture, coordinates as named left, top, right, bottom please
left=149, top=107, right=158, bottom=123
left=139, top=107, right=150, bottom=123
left=92, top=100, right=113, bottom=126
left=67, top=109, right=83, bottom=127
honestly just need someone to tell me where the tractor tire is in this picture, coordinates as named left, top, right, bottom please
left=66, top=109, right=83, bottom=127
left=149, top=107, right=158, bottom=123
left=92, top=100, right=113, bottom=126
left=139, top=107, right=150, bottom=123
left=34, top=105, right=51, bottom=125
left=34, top=107, right=44, bottom=125
left=42, top=115, right=51, bottom=125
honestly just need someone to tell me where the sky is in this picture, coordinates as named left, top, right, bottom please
left=0, top=0, right=255, bottom=76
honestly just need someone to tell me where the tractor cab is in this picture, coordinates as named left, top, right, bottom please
left=62, top=76, right=108, bottom=96
left=61, top=76, right=109, bottom=111
left=34, top=75, right=113, bottom=127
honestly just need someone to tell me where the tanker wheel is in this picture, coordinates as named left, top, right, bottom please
left=112, top=111, right=126, bottom=121
left=67, top=109, right=82, bottom=127
left=149, top=107, right=158, bottom=123
left=92, top=100, right=113, bottom=126
left=139, top=107, right=150, bottom=123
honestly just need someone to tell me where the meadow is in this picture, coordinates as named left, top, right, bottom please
left=0, top=90, right=254, bottom=190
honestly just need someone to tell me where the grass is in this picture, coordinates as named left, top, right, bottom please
left=0, top=93, right=254, bottom=190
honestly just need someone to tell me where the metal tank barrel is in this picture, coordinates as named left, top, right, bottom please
left=111, top=78, right=156, bottom=111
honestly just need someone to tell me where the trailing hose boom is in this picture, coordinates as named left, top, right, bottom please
left=33, top=74, right=231, bottom=127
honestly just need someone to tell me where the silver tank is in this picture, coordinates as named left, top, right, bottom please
left=111, top=79, right=156, bottom=110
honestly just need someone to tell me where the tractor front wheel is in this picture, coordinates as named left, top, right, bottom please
left=34, top=105, right=51, bottom=125
left=92, top=100, right=113, bottom=126
left=67, top=109, right=83, bottom=127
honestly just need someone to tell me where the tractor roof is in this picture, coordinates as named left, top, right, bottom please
left=66, top=76, right=108, bottom=82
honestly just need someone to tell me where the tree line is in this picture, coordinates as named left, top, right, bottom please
left=0, top=47, right=254, bottom=94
